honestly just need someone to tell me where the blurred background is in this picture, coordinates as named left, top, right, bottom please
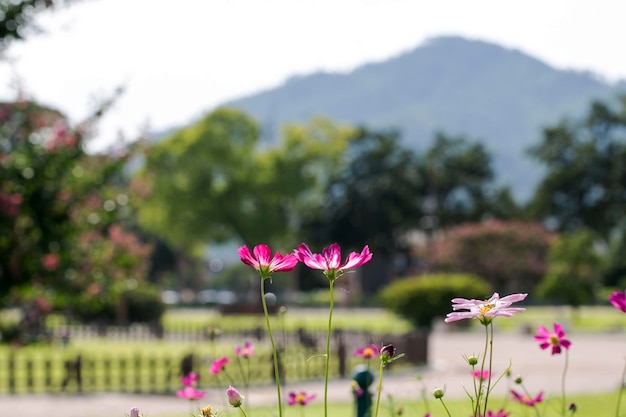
left=1, top=0, right=626, bottom=399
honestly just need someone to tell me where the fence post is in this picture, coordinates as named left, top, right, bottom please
left=8, top=352, right=15, bottom=394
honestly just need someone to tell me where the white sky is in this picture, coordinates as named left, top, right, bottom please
left=1, top=0, right=626, bottom=151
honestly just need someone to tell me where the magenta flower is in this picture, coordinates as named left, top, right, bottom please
left=472, top=369, right=490, bottom=381
left=238, top=244, right=298, bottom=279
left=294, top=243, right=372, bottom=281
left=288, top=391, right=317, bottom=406
left=226, top=385, right=244, bottom=407
left=235, top=341, right=255, bottom=358
left=176, top=386, right=206, bottom=400
left=534, top=322, right=572, bottom=355
left=609, top=289, right=626, bottom=313
left=353, top=344, right=380, bottom=359
left=511, top=389, right=543, bottom=406
left=180, top=371, right=199, bottom=386
left=210, top=356, right=229, bottom=374
left=444, top=292, right=527, bottom=325
left=129, top=407, right=140, bottom=417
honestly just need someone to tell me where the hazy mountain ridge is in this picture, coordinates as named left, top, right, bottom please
left=223, top=36, right=624, bottom=201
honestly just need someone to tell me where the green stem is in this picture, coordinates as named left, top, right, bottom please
left=373, top=358, right=385, bottom=417
left=474, top=324, right=489, bottom=417
left=261, top=277, right=283, bottom=417
left=239, top=406, right=249, bottom=417
left=438, top=398, right=453, bottom=417
left=562, top=349, right=569, bottom=416
left=615, top=358, right=626, bottom=417
left=324, top=279, right=335, bottom=417
left=483, top=322, right=494, bottom=417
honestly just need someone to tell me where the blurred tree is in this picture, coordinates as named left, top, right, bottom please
left=420, top=133, right=500, bottom=227
left=304, top=127, right=421, bottom=255
left=536, top=229, right=601, bottom=307
left=138, top=108, right=261, bottom=254
left=528, top=96, right=626, bottom=238
left=601, top=219, right=626, bottom=287
left=0, top=0, right=79, bottom=52
left=0, top=98, right=155, bottom=332
left=426, top=220, right=554, bottom=295
left=137, top=111, right=353, bottom=289
left=302, top=129, right=510, bottom=292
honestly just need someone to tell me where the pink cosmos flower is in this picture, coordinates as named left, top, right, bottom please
left=235, top=342, right=254, bottom=358
left=609, top=289, right=626, bottom=313
left=293, top=243, right=372, bottom=281
left=129, top=407, right=140, bottom=417
left=511, top=389, right=543, bottom=406
left=444, top=292, right=527, bottom=325
left=226, top=385, right=244, bottom=407
left=288, top=391, right=316, bottom=406
left=472, top=369, right=490, bottom=381
left=238, top=244, right=298, bottom=278
left=210, top=356, right=229, bottom=374
left=176, top=386, right=206, bottom=400
left=534, top=322, right=572, bottom=355
left=181, top=371, right=199, bottom=386
left=353, top=344, right=380, bottom=359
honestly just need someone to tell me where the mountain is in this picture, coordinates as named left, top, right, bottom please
left=223, top=36, right=624, bottom=201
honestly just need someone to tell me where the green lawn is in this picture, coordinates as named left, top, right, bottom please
left=160, top=390, right=626, bottom=417
left=160, top=305, right=623, bottom=334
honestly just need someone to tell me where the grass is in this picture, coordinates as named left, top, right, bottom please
left=159, top=390, right=626, bottom=417
left=160, top=307, right=415, bottom=335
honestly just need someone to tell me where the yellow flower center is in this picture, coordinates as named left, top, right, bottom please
left=296, top=393, right=306, bottom=403
left=550, top=335, right=560, bottom=346
left=479, top=302, right=495, bottom=315
left=363, top=347, right=374, bottom=357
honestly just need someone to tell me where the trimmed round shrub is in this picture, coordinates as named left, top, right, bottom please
left=380, top=273, right=492, bottom=331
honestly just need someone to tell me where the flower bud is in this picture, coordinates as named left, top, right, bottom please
left=129, top=407, right=140, bottom=417
left=467, top=355, right=478, bottom=366
left=514, top=376, right=523, bottom=384
left=381, top=344, right=396, bottom=359
left=227, top=386, right=244, bottom=407
left=432, top=387, right=445, bottom=399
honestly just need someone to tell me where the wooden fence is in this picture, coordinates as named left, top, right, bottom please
left=0, top=328, right=428, bottom=395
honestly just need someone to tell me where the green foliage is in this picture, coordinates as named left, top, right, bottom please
left=303, top=127, right=422, bottom=257
left=529, top=95, right=626, bottom=239
left=0, top=1, right=78, bottom=51
left=536, top=229, right=602, bottom=307
left=71, top=283, right=165, bottom=324
left=380, top=273, right=492, bottom=330
left=0, top=98, right=153, bottom=331
left=138, top=110, right=353, bottom=255
left=427, top=220, right=553, bottom=295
